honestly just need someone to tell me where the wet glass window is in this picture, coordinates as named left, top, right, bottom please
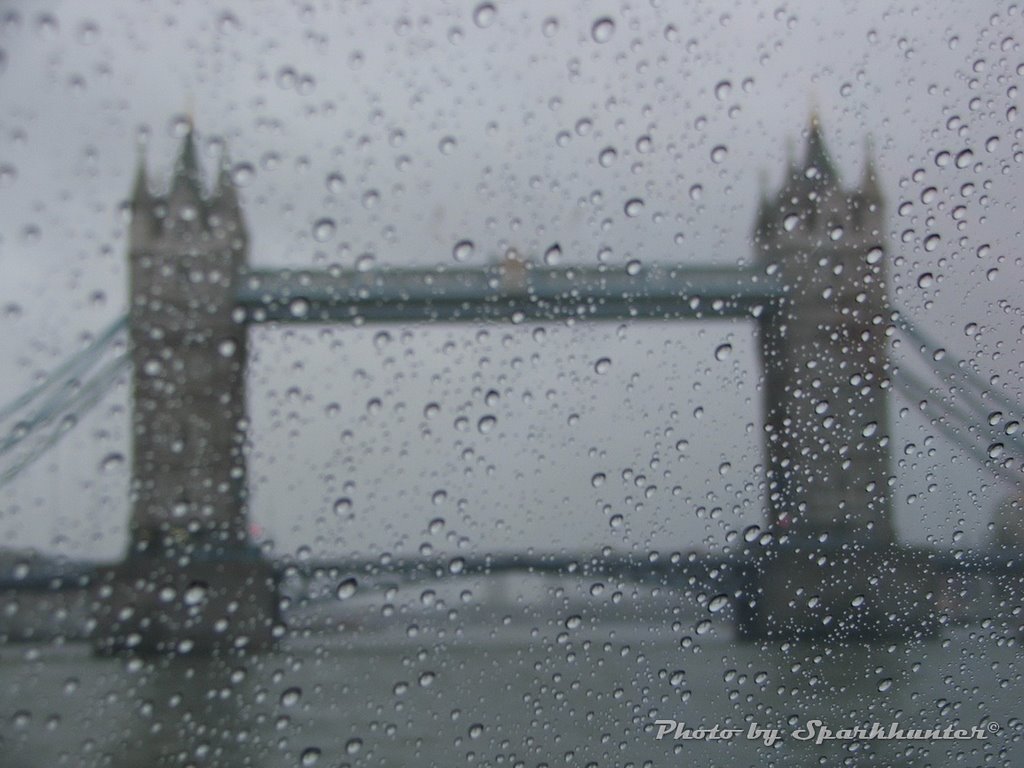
left=1, top=1, right=1022, bottom=766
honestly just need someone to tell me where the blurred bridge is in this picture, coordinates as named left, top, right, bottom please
left=1, top=123, right=1022, bottom=650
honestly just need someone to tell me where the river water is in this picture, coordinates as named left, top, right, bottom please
left=0, top=584, right=1021, bottom=767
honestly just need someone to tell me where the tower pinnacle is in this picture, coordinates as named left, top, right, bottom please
left=859, top=135, right=882, bottom=203
left=170, top=124, right=202, bottom=201
left=804, top=112, right=837, bottom=184
left=131, top=146, right=151, bottom=207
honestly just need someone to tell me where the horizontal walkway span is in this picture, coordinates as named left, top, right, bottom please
left=234, top=264, right=783, bottom=323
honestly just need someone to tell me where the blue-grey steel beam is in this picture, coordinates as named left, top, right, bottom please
left=234, top=264, right=782, bottom=324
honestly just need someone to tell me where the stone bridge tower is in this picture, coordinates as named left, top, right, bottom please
left=127, top=128, right=250, bottom=555
left=737, top=118, right=937, bottom=639
left=754, top=117, right=893, bottom=546
left=94, top=127, right=276, bottom=654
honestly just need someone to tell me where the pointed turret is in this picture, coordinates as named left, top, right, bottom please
left=129, top=145, right=157, bottom=243
left=170, top=123, right=203, bottom=202
left=858, top=136, right=882, bottom=204
left=848, top=136, right=884, bottom=234
left=131, top=152, right=151, bottom=208
left=210, top=152, right=248, bottom=255
left=213, top=157, right=242, bottom=218
left=804, top=113, right=838, bottom=185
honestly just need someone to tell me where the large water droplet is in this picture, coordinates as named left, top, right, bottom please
left=231, top=163, right=254, bottom=186
left=336, top=577, right=358, bottom=600
left=591, top=17, right=615, bottom=43
left=183, top=582, right=208, bottom=606
left=473, top=2, right=496, bottom=28
left=313, top=218, right=336, bottom=243
left=100, top=453, right=124, bottom=473
left=326, top=172, right=345, bottom=192
left=598, top=147, right=617, bottom=167
left=453, top=240, right=474, bottom=263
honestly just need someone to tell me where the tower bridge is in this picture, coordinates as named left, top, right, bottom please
left=7, top=119, right=1010, bottom=651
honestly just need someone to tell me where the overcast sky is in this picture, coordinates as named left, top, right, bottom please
left=0, top=0, right=1020, bottom=560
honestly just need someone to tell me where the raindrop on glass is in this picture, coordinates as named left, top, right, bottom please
left=336, top=577, right=358, bottom=600
left=473, top=3, right=496, bottom=28
left=708, top=594, right=729, bottom=613
left=453, top=240, right=474, bottom=263
left=624, top=198, right=644, bottom=217
left=591, top=17, right=615, bottom=43
left=311, top=219, right=335, bottom=243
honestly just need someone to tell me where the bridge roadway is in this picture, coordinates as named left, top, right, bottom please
left=234, top=263, right=783, bottom=324
left=6, top=546, right=1021, bottom=595
left=275, top=546, right=1024, bottom=598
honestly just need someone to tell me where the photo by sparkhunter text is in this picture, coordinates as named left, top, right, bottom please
left=653, top=719, right=999, bottom=746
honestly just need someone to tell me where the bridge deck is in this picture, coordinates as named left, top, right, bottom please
left=235, top=263, right=782, bottom=324
left=3, top=547, right=1021, bottom=594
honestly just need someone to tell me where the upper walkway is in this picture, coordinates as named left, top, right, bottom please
left=234, top=263, right=783, bottom=324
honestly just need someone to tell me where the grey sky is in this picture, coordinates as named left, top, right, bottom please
left=0, top=0, right=1020, bottom=559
